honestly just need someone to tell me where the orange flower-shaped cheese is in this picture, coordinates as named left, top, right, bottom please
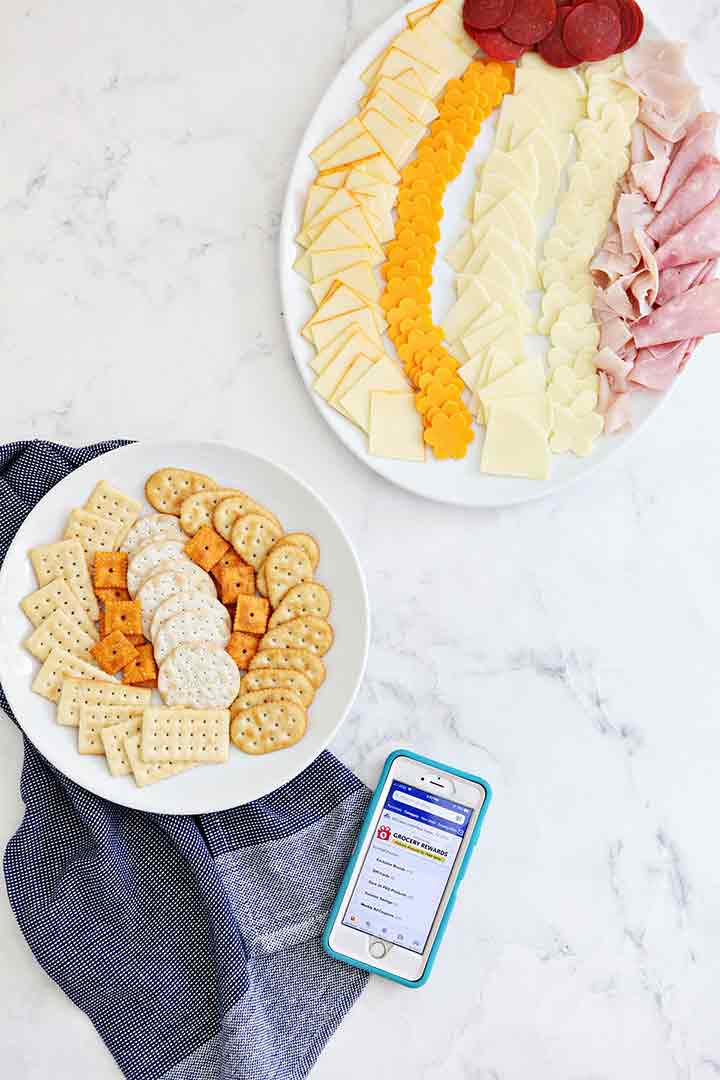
left=424, top=412, right=475, bottom=460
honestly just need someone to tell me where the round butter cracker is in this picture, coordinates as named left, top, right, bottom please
left=249, top=647, right=325, bottom=689
left=239, top=667, right=315, bottom=708
left=263, top=543, right=314, bottom=609
left=214, top=496, right=282, bottom=542
left=268, top=583, right=331, bottom=629
left=231, top=513, right=284, bottom=570
left=230, top=701, right=307, bottom=755
left=230, top=687, right=305, bottom=718
left=145, top=469, right=218, bottom=516
left=179, top=489, right=246, bottom=537
left=259, top=616, right=333, bottom=658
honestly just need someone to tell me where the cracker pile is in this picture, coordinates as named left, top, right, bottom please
left=21, top=468, right=333, bottom=788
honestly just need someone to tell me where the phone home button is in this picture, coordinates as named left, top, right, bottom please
left=369, top=940, right=388, bottom=960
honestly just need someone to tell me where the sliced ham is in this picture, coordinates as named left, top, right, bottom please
left=655, top=192, right=720, bottom=269
left=655, top=113, right=720, bottom=211
left=632, top=280, right=720, bottom=347
left=631, top=341, right=688, bottom=389
left=596, top=372, right=613, bottom=415
left=656, top=260, right=710, bottom=305
left=605, top=393, right=634, bottom=433
left=648, top=155, right=720, bottom=244
left=630, top=228, right=659, bottom=315
left=696, top=257, right=718, bottom=284
left=616, top=193, right=654, bottom=255
left=624, top=41, right=690, bottom=82
left=591, top=247, right=639, bottom=285
left=598, top=314, right=633, bottom=353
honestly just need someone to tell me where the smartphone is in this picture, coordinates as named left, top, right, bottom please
left=323, top=749, right=491, bottom=987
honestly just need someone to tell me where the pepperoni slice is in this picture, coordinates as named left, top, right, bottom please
left=463, top=23, right=530, bottom=59
left=501, top=0, right=557, bottom=45
left=562, top=2, right=621, bottom=61
left=615, top=0, right=644, bottom=50
left=537, top=8, right=577, bottom=67
left=463, top=0, right=516, bottom=30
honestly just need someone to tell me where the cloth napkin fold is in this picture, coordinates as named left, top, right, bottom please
left=0, top=440, right=369, bottom=1080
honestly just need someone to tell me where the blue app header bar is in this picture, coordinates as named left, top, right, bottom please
left=383, top=781, right=473, bottom=838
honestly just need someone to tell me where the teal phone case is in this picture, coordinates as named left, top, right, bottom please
left=322, top=749, right=492, bottom=988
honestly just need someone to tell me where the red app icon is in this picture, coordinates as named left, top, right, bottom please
left=376, top=825, right=391, bottom=841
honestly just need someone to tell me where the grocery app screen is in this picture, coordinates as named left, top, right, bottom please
left=342, top=780, right=474, bottom=954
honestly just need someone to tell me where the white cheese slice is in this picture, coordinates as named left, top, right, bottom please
left=460, top=315, right=512, bottom=372
left=514, top=131, right=566, bottom=218
left=369, top=392, right=426, bottom=462
left=495, top=96, right=546, bottom=153
left=330, top=353, right=377, bottom=421
left=311, top=118, right=366, bottom=166
left=481, top=403, right=551, bottom=481
left=498, top=393, right=554, bottom=432
left=477, top=357, right=546, bottom=409
left=513, top=74, right=587, bottom=130
left=310, top=263, right=381, bottom=307
left=458, top=276, right=534, bottom=333
left=519, top=53, right=587, bottom=98
left=458, top=253, right=517, bottom=297
left=340, top=356, right=410, bottom=432
left=445, top=231, right=475, bottom=273
left=464, top=228, right=540, bottom=290
left=311, top=306, right=384, bottom=353
left=481, top=148, right=539, bottom=206
left=442, top=280, right=491, bottom=343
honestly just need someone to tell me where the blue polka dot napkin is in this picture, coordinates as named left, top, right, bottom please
left=0, top=441, right=369, bottom=1080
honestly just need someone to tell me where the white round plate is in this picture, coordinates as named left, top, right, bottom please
left=280, top=2, right=715, bottom=507
left=0, top=441, right=370, bottom=814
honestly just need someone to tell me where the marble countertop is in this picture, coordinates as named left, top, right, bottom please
left=2, top=0, right=720, bottom=1076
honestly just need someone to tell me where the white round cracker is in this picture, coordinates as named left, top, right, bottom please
left=154, top=608, right=231, bottom=664
left=120, top=514, right=185, bottom=555
left=138, top=567, right=217, bottom=638
left=150, top=590, right=230, bottom=643
left=158, top=643, right=240, bottom=709
left=127, top=539, right=190, bottom=597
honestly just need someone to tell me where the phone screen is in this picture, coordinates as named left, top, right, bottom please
left=342, top=780, right=474, bottom=954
